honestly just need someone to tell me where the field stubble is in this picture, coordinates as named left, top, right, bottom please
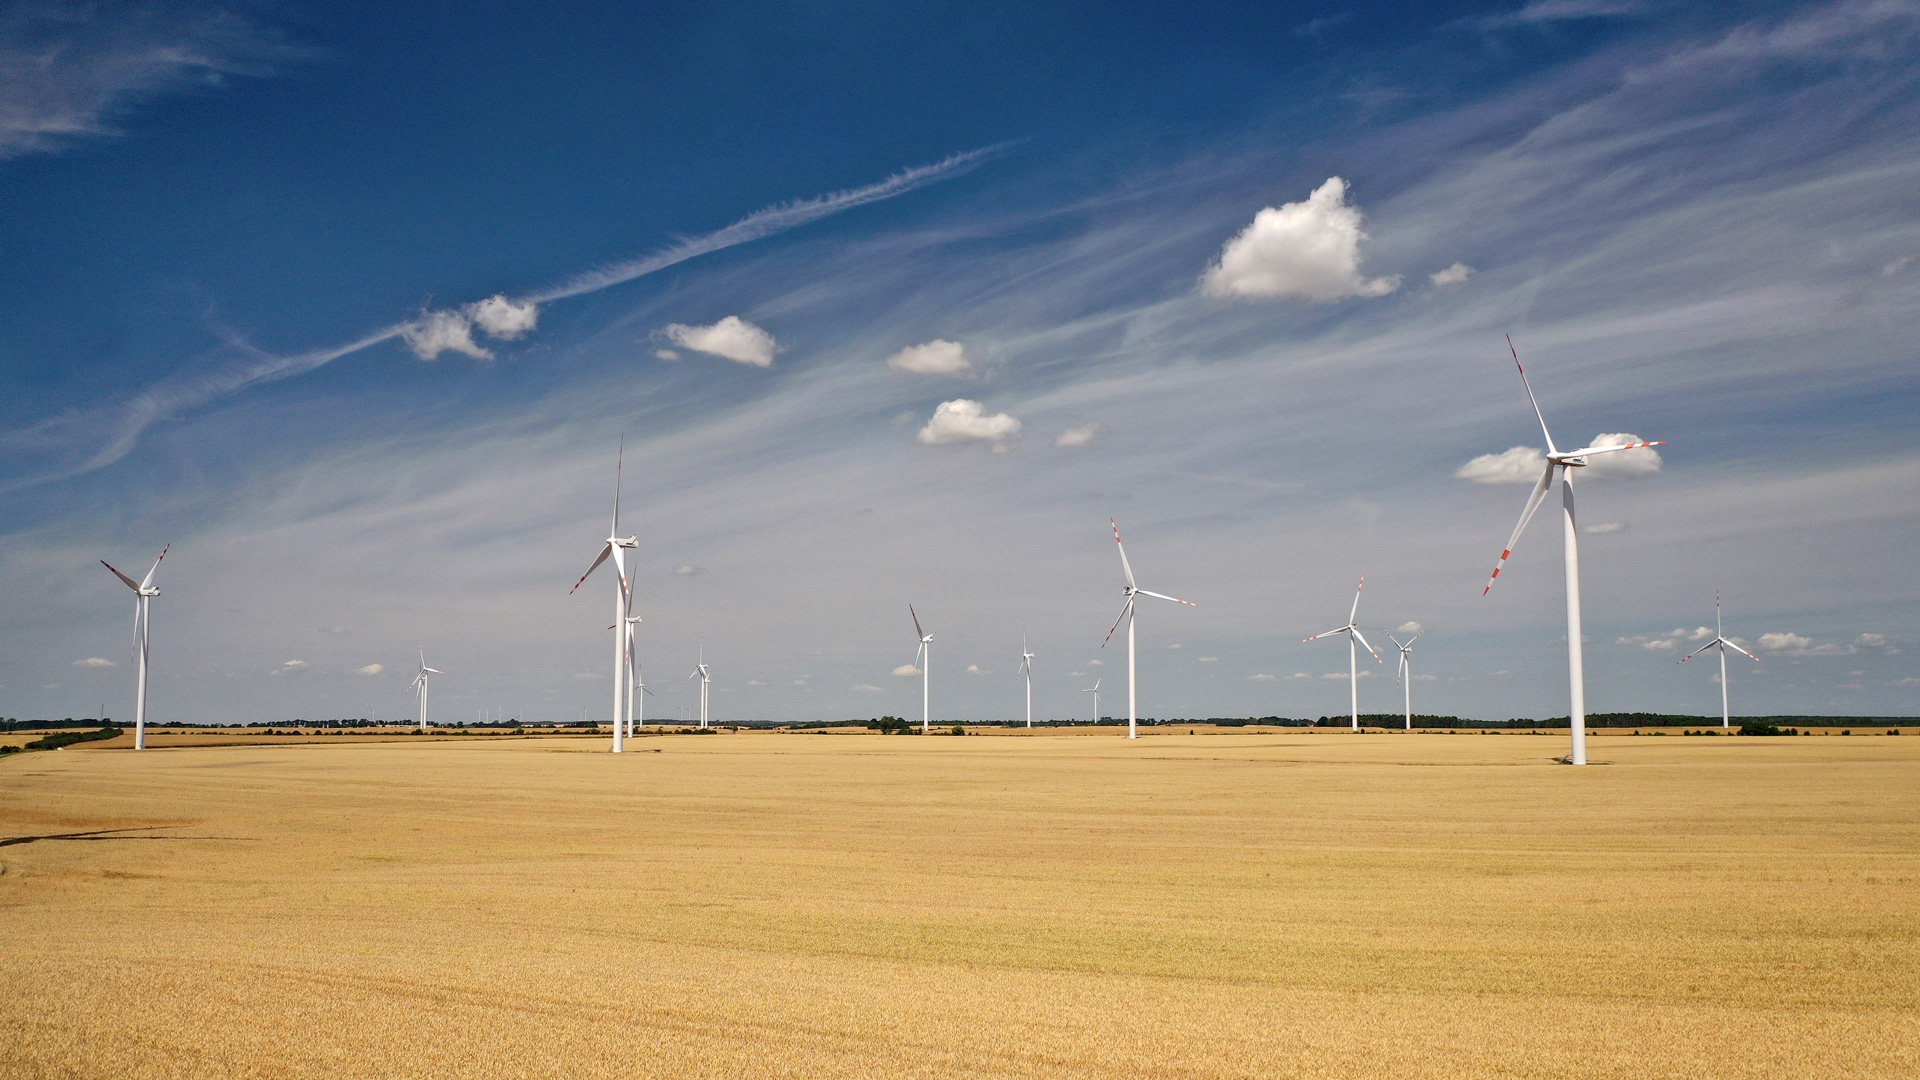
left=1, top=732, right=1914, bottom=1078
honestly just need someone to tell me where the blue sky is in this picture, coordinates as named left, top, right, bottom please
left=3, top=0, right=1916, bottom=725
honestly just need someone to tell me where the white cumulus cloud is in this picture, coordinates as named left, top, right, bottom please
left=1582, top=522, right=1628, bottom=534
left=1759, top=632, right=1812, bottom=651
left=1054, top=423, right=1101, bottom=449
left=661, top=316, right=778, bottom=367
left=467, top=295, right=539, bottom=339
left=282, top=659, right=307, bottom=668
left=1201, top=177, right=1401, bottom=301
left=401, top=310, right=492, bottom=360
left=893, top=664, right=920, bottom=677
left=852, top=684, right=883, bottom=693
left=1248, top=673, right=1277, bottom=682
left=1396, top=621, right=1423, bottom=635
left=72, top=657, right=117, bottom=667
left=1198, top=656, right=1219, bottom=663
left=1856, top=633, right=1886, bottom=647
left=1430, top=262, right=1475, bottom=286
left=1456, top=446, right=1548, bottom=484
left=918, top=399, right=1022, bottom=446
left=354, top=664, right=383, bottom=676
left=886, top=340, right=971, bottom=375
left=966, top=664, right=989, bottom=675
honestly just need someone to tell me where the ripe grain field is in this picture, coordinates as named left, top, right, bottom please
left=2, top=731, right=1914, bottom=1078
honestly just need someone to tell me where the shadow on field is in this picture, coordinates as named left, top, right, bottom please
left=0, top=826, right=247, bottom=848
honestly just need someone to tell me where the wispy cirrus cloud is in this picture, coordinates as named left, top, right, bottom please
left=0, top=2, right=303, bottom=160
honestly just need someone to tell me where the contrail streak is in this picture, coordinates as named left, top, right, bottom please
left=3, top=145, right=1007, bottom=491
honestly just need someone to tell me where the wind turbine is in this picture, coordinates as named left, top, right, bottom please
left=570, top=441, right=638, bottom=753
left=1678, top=594, right=1759, bottom=729
left=1481, top=336, right=1666, bottom=765
left=409, top=647, right=444, bottom=731
left=1080, top=677, right=1100, bottom=725
left=99, top=545, right=168, bottom=750
left=1103, top=520, right=1196, bottom=740
left=910, top=606, right=935, bottom=734
left=1019, top=632, right=1035, bottom=729
left=624, top=613, right=647, bottom=736
left=1386, top=631, right=1424, bottom=730
left=1304, top=578, right=1383, bottom=731
left=688, top=642, right=711, bottom=729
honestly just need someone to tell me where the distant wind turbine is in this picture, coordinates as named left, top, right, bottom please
left=1019, top=632, right=1035, bottom=729
left=1678, top=594, right=1759, bottom=729
left=1103, top=519, right=1196, bottom=740
left=570, top=440, right=638, bottom=753
left=409, top=647, right=444, bottom=731
left=1481, top=336, right=1666, bottom=765
left=910, top=606, right=935, bottom=734
left=624, top=614, right=646, bottom=736
left=1304, top=577, right=1384, bottom=731
left=1386, top=630, right=1424, bottom=730
left=688, top=641, right=711, bottom=729
left=99, top=545, right=169, bottom=750
left=1080, top=677, right=1101, bottom=726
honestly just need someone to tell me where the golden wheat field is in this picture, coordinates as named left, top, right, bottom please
left=2, top=730, right=1915, bottom=1079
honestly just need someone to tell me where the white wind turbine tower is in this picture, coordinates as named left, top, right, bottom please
left=1019, top=632, right=1035, bottom=729
left=1386, top=631, right=1424, bottom=730
left=570, top=442, right=638, bottom=753
left=1678, top=594, right=1759, bottom=729
left=688, top=642, right=711, bottom=729
left=1103, top=519, right=1197, bottom=740
left=1481, top=336, right=1666, bottom=766
left=99, top=545, right=169, bottom=750
left=1303, top=578, right=1384, bottom=731
left=409, top=647, right=444, bottom=731
left=1080, top=678, right=1100, bottom=726
left=909, top=606, right=935, bottom=734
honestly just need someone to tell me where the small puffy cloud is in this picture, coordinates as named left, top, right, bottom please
left=282, top=659, right=307, bottom=668
left=1757, top=632, right=1857, bottom=658
left=1582, top=522, right=1628, bottom=535
left=467, top=295, right=539, bottom=339
left=1759, top=632, right=1812, bottom=652
left=402, top=310, right=492, bottom=360
left=1201, top=177, right=1401, bottom=302
left=318, top=626, right=351, bottom=635
left=1894, top=677, right=1920, bottom=687
left=1430, top=262, right=1474, bottom=287
left=1456, top=446, right=1547, bottom=484
left=886, top=340, right=971, bottom=375
left=893, top=664, right=920, bottom=677
left=747, top=679, right=765, bottom=687
left=1166, top=643, right=1184, bottom=650
left=1054, top=423, right=1100, bottom=450
left=917, top=399, right=1022, bottom=446
left=793, top=679, right=808, bottom=686
left=1248, top=673, right=1277, bottom=682
left=1089, top=660, right=1104, bottom=667
left=1396, top=621, right=1422, bottom=635
left=1857, top=633, right=1887, bottom=647
left=73, top=657, right=118, bottom=667
left=1291, top=673, right=1311, bottom=679
left=655, top=349, right=680, bottom=361
left=1198, top=656, right=1219, bottom=663
left=1690, top=626, right=1714, bottom=641
left=966, top=664, right=990, bottom=675
left=852, top=684, right=883, bottom=693
left=1881, top=256, right=1911, bottom=277
left=354, top=664, right=383, bottom=676
left=674, top=565, right=707, bottom=576
left=1643, top=639, right=1677, bottom=651
left=1582, top=434, right=1663, bottom=479
left=661, top=316, right=777, bottom=367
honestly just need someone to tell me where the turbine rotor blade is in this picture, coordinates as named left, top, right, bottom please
left=1303, top=627, right=1346, bottom=642
left=1678, top=640, right=1718, bottom=664
left=1727, top=640, right=1761, bottom=663
left=140, top=544, right=170, bottom=590
left=1484, top=462, right=1558, bottom=595
left=1110, top=519, right=1136, bottom=590
left=1563, top=439, right=1666, bottom=457
left=101, top=560, right=140, bottom=591
left=1102, top=595, right=1135, bottom=647
left=1349, top=576, right=1365, bottom=624
left=1350, top=627, right=1383, bottom=662
left=910, top=604, right=924, bottom=641
left=1508, top=335, right=1558, bottom=455
left=1135, top=588, right=1196, bottom=607
left=570, top=544, right=613, bottom=594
